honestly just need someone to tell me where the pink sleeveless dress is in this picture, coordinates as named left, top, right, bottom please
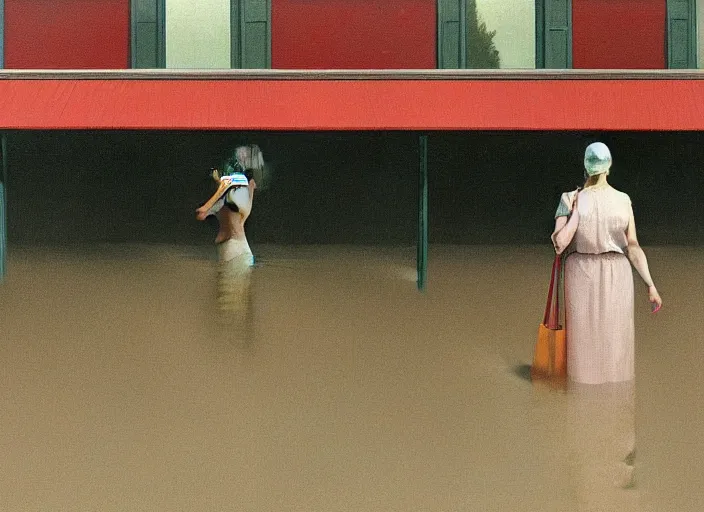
left=555, top=185, right=635, bottom=385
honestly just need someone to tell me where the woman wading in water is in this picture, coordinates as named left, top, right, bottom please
left=553, top=142, right=663, bottom=492
left=552, top=142, right=662, bottom=385
left=196, top=144, right=265, bottom=326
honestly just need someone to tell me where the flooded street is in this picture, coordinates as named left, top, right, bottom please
left=1, top=244, right=701, bottom=511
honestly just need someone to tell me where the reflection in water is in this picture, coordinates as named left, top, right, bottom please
left=566, top=381, right=639, bottom=511
left=0, top=244, right=700, bottom=511
left=215, top=249, right=254, bottom=343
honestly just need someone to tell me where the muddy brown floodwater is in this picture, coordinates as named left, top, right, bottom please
left=1, top=244, right=702, bottom=512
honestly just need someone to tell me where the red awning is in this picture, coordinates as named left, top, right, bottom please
left=1, top=70, right=703, bottom=131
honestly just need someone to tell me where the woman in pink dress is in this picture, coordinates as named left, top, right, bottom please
left=551, top=143, right=663, bottom=385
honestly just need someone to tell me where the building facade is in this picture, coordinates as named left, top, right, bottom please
left=0, top=0, right=702, bottom=70
left=1, top=1, right=704, bottom=281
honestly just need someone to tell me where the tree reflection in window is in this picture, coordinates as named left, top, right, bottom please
left=467, top=0, right=500, bottom=68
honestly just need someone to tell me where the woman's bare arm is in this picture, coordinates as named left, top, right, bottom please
left=625, top=210, right=654, bottom=287
left=236, top=180, right=256, bottom=219
left=551, top=193, right=579, bottom=255
left=625, top=209, right=663, bottom=308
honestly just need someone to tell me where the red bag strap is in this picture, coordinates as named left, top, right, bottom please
left=543, top=255, right=562, bottom=329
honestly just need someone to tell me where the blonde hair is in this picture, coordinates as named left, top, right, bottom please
left=236, top=144, right=269, bottom=190
left=236, top=144, right=265, bottom=170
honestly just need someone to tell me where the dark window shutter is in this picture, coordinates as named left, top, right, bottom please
left=131, top=0, right=165, bottom=68
left=232, top=0, right=271, bottom=69
left=667, top=0, right=696, bottom=68
left=538, top=0, right=572, bottom=69
left=437, top=0, right=466, bottom=69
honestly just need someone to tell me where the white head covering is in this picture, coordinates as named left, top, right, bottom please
left=584, top=142, right=612, bottom=176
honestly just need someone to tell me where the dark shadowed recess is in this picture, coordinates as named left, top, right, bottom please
left=5, top=130, right=701, bottom=246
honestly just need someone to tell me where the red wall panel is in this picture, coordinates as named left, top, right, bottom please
left=4, top=0, right=130, bottom=69
left=272, top=0, right=436, bottom=69
left=572, top=0, right=666, bottom=69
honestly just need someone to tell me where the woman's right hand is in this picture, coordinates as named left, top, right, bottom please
left=648, top=285, right=663, bottom=312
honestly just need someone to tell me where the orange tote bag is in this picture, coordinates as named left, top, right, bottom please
left=531, top=254, right=567, bottom=381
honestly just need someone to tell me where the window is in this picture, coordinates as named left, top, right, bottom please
left=438, top=0, right=535, bottom=69
left=132, top=0, right=270, bottom=69
left=472, top=0, right=536, bottom=68
left=165, top=0, right=231, bottom=68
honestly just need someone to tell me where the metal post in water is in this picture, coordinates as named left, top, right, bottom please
left=417, top=134, right=428, bottom=292
left=0, top=133, right=8, bottom=282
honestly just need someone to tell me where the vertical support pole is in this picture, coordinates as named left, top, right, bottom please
left=0, top=133, right=8, bottom=282
left=417, top=134, right=429, bottom=292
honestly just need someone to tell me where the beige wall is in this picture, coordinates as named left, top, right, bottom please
left=475, top=0, right=536, bottom=68
left=165, top=0, right=231, bottom=69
